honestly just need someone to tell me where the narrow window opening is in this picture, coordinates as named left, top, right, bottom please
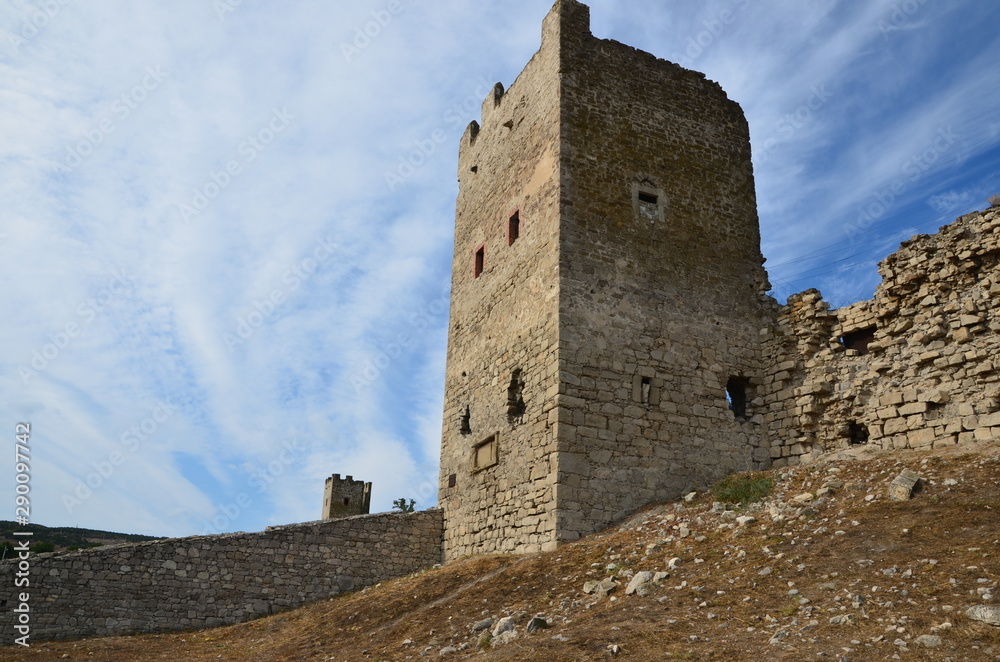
left=507, top=370, right=526, bottom=424
left=638, top=190, right=660, bottom=222
left=631, top=373, right=661, bottom=406
left=342, top=497, right=351, bottom=506
left=508, top=210, right=521, bottom=245
left=473, top=434, right=498, bottom=472
left=460, top=405, right=472, bottom=436
left=840, top=326, right=877, bottom=355
left=448, top=473, right=457, bottom=488
left=474, top=245, right=485, bottom=278
left=848, top=421, right=869, bottom=446
left=726, top=377, right=749, bottom=420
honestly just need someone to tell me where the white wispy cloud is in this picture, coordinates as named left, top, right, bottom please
left=1, top=0, right=998, bottom=537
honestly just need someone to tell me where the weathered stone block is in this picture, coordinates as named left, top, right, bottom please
left=888, top=470, right=921, bottom=501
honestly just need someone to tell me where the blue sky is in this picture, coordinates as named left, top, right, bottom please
left=1, top=0, right=998, bottom=537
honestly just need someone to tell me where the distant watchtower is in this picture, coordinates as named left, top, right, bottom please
left=438, top=0, right=774, bottom=561
left=322, top=474, right=372, bottom=519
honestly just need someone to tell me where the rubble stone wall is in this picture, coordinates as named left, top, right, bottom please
left=0, top=509, right=443, bottom=642
left=762, top=208, right=1000, bottom=465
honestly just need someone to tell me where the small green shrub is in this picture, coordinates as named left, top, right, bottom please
left=710, top=473, right=774, bottom=505
left=31, top=541, right=55, bottom=553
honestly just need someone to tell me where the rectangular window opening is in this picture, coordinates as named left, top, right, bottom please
left=640, top=376, right=651, bottom=405
left=637, top=190, right=660, bottom=222
left=474, top=245, right=485, bottom=278
left=632, top=373, right=661, bottom=407
left=448, top=473, right=457, bottom=488
left=508, top=210, right=521, bottom=245
left=840, top=326, right=877, bottom=355
left=726, top=377, right=749, bottom=420
left=342, top=497, right=351, bottom=506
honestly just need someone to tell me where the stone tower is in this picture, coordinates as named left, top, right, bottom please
left=439, top=0, right=774, bottom=561
left=322, top=474, right=372, bottom=519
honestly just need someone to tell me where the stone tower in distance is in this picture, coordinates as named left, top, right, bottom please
left=439, top=0, right=773, bottom=561
left=322, top=474, right=372, bottom=519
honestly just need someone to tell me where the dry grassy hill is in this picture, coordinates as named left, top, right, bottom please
left=5, top=443, right=999, bottom=661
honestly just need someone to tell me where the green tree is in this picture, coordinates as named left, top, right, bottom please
left=393, top=498, right=415, bottom=513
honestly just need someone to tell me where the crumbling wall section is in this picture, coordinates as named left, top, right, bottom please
left=763, top=208, right=1000, bottom=465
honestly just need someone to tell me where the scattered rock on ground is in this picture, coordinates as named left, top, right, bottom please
left=625, top=571, right=655, bottom=596
left=888, top=469, right=921, bottom=501
left=526, top=617, right=548, bottom=633
left=914, top=634, right=943, bottom=648
left=492, top=616, right=515, bottom=637
left=967, top=605, right=1000, bottom=626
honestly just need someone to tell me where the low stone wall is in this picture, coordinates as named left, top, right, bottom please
left=762, top=207, right=1000, bottom=463
left=0, top=509, right=443, bottom=642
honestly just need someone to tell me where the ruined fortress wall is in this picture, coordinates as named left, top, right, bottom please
left=437, top=1, right=566, bottom=560
left=552, top=1, right=773, bottom=541
left=762, top=208, right=1000, bottom=463
left=0, top=509, right=443, bottom=642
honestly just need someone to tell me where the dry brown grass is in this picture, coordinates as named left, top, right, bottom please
left=4, top=443, right=999, bottom=661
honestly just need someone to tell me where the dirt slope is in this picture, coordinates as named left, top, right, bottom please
left=5, top=443, right=999, bottom=661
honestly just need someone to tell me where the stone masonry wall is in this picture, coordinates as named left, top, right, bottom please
left=437, top=0, right=565, bottom=559
left=0, top=509, right=443, bottom=642
left=553, top=0, right=774, bottom=541
left=762, top=208, right=1000, bottom=463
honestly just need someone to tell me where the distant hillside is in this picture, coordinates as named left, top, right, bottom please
left=0, top=521, right=161, bottom=556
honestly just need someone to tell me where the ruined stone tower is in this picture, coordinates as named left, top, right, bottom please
left=322, top=474, right=372, bottom=519
left=439, top=0, right=774, bottom=561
